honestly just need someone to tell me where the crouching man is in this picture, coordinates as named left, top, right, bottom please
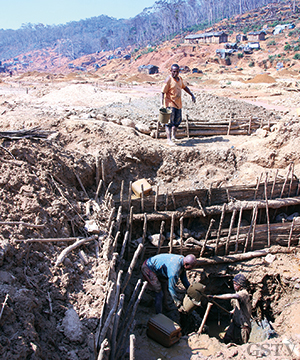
left=141, top=253, right=197, bottom=314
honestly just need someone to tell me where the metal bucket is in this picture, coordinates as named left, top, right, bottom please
left=159, top=107, right=172, bottom=124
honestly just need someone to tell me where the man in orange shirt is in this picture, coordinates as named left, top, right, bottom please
left=161, top=64, right=196, bottom=145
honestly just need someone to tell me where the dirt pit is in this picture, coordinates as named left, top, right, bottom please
left=0, top=73, right=300, bottom=359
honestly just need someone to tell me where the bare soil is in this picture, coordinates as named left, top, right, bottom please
left=0, top=67, right=300, bottom=360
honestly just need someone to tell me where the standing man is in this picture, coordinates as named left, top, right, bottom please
left=161, top=64, right=196, bottom=146
left=209, top=273, right=252, bottom=344
left=141, top=253, right=197, bottom=314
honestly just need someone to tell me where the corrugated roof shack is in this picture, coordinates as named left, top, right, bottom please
left=185, top=31, right=228, bottom=44
left=247, top=31, right=266, bottom=41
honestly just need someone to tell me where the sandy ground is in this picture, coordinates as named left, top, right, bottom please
left=0, top=69, right=300, bottom=359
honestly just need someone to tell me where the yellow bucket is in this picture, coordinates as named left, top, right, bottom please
left=159, top=107, right=172, bottom=124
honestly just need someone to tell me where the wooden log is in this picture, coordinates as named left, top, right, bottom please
left=15, top=236, right=79, bottom=243
left=55, top=235, right=96, bottom=266
left=121, top=244, right=143, bottom=293
left=131, top=195, right=300, bottom=221
left=194, top=196, right=206, bottom=216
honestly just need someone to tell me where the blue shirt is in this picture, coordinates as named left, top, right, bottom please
left=146, top=254, right=190, bottom=303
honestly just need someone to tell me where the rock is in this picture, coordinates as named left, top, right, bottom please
left=62, top=308, right=83, bottom=342
left=135, top=122, right=151, bottom=134
left=121, top=118, right=135, bottom=128
left=254, top=128, right=268, bottom=138
left=148, top=234, right=165, bottom=247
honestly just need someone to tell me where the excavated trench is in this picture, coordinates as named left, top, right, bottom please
left=0, top=129, right=300, bottom=359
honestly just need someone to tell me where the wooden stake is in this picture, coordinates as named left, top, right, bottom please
left=270, top=169, right=278, bottom=199
left=288, top=162, right=294, bottom=197
left=120, top=180, right=124, bottom=209
left=112, top=231, right=120, bottom=254
left=74, top=170, right=89, bottom=199
left=130, top=334, right=136, bottom=360
left=128, top=181, right=132, bottom=212
left=142, top=213, right=147, bottom=245
left=288, top=217, right=295, bottom=249
left=280, top=163, right=292, bottom=198
left=95, top=179, right=103, bottom=201
left=118, top=231, right=129, bottom=270
left=141, top=184, right=144, bottom=213
left=99, top=271, right=123, bottom=345
left=154, top=185, right=159, bottom=211
left=97, top=339, right=109, bottom=360
left=215, top=203, right=226, bottom=255
left=194, top=196, right=206, bottom=216
left=157, top=221, right=165, bottom=255
left=265, top=174, right=271, bottom=248
left=254, top=173, right=262, bottom=200
left=165, top=189, right=169, bottom=211
left=200, top=218, right=215, bottom=257
left=250, top=206, right=258, bottom=251
left=234, top=207, right=243, bottom=253
left=0, top=294, right=9, bottom=321
left=104, top=181, right=113, bottom=200
left=225, top=209, right=237, bottom=255
left=110, top=293, right=125, bottom=360
left=115, top=206, right=122, bottom=234
left=95, top=156, right=101, bottom=189
left=101, top=160, right=105, bottom=185
left=180, top=217, right=184, bottom=255
left=171, top=189, right=176, bottom=210
left=107, top=207, right=116, bottom=231
left=208, top=184, right=212, bottom=206
left=243, top=205, right=257, bottom=253
left=121, top=244, right=144, bottom=293
left=169, top=213, right=175, bottom=254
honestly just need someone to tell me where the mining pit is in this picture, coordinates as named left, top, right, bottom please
left=0, top=72, right=300, bottom=360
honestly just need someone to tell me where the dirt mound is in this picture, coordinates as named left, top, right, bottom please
left=276, top=68, right=300, bottom=76
left=245, top=74, right=276, bottom=83
left=125, top=73, right=158, bottom=83
left=202, top=79, right=219, bottom=85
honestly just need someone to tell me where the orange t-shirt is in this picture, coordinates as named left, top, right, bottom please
left=161, top=75, right=186, bottom=109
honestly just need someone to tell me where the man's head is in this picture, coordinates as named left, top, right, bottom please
left=233, top=273, right=247, bottom=291
left=183, top=254, right=197, bottom=270
left=171, top=64, right=180, bottom=79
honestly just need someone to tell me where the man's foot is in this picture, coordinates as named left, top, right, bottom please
left=167, top=139, right=175, bottom=146
left=171, top=136, right=178, bottom=142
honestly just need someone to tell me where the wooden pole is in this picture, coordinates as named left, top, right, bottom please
left=243, top=205, right=257, bottom=253
left=215, top=203, right=226, bottom=255
left=180, top=217, right=184, bottom=255
left=107, top=207, right=116, bottom=231
left=157, top=221, right=165, bottom=255
left=254, top=173, right=262, bottom=200
left=142, top=213, right=147, bottom=245
left=194, top=196, right=206, bottom=216
left=288, top=217, right=295, bottom=249
left=154, top=185, right=159, bottom=211
left=280, top=163, right=292, bottom=198
left=120, top=180, right=124, bottom=209
left=128, top=181, right=132, bottom=213
left=141, top=184, right=144, bottom=213
left=288, top=162, right=294, bottom=197
left=186, top=114, right=190, bottom=139
left=270, top=169, right=278, bottom=199
left=200, top=218, right=215, bottom=257
left=101, top=160, right=105, bottom=186
left=121, top=244, right=144, bottom=293
left=95, top=179, right=103, bottom=201
left=198, top=302, right=213, bottom=334
left=169, top=213, right=175, bottom=254
left=225, top=209, right=237, bottom=255
left=74, top=170, right=89, bottom=199
left=265, top=174, right=271, bottom=248
left=171, top=189, right=176, bottom=210
left=110, top=294, right=125, bottom=360
left=165, top=189, right=169, bottom=211
left=118, top=231, right=129, bottom=270
left=234, top=207, right=243, bottom=253
left=130, top=334, right=136, bottom=360
left=96, top=156, right=101, bottom=189
left=250, top=205, right=258, bottom=251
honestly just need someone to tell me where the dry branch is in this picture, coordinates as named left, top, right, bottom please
left=55, top=235, right=96, bottom=266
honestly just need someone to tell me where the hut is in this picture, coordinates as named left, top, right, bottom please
left=247, top=31, right=266, bottom=41
left=185, top=31, right=228, bottom=44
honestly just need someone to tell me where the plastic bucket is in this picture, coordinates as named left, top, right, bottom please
left=159, top=107, right=172, bottom=124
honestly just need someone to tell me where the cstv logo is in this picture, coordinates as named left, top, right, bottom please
left=247, top=338, right=300, bottom=357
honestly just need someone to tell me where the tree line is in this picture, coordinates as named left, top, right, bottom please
left=0, top=0, right=288, bottom=61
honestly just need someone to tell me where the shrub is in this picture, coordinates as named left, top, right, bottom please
left=248, top=61, right=255, bottom=67
left=237, top=53, right=244, bottom=58
left=267, top=40, right=276, bottom=46
left=293, top=53, right=300, bottom=60
left=284, top=44, right=291, bottom=51
left=294, top=45, right=300, bottom=51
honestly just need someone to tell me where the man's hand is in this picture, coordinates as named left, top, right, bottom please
left=207, top=295, right=214, bottom=300
left=191, top=94, right=196, bottom=104
left=174, top=300, right=181, bottom=308
left=177, top=305, right=187, bottom=314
